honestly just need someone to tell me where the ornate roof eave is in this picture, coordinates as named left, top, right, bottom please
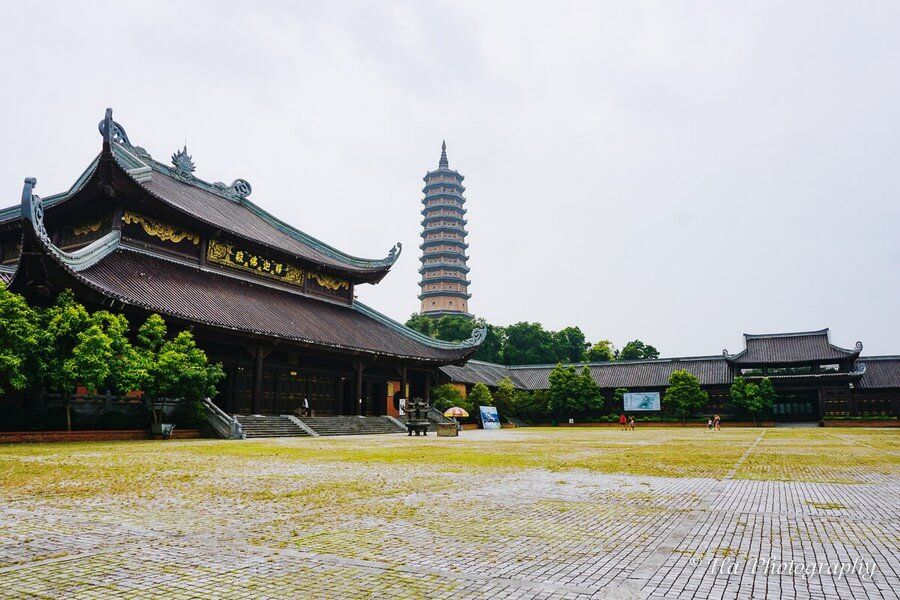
left=418, top=277, right=471, bottom=286
left=353, top=301, right=485, bottom=352
left=742, top=364, right=867, bottom=382
left=0, top=155, right=101, bottom=226
left=14, top=180, right=477, bottom=364
left=98, top=108, right=402, bottom=277
left=418, top=262, right=470, bottom=273
left=418, top=290, right=472, bottom=300
left=723, top=328, right=862, bottom=365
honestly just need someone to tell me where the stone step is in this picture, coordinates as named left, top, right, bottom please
left=298, top=416, right=406, bottom=436
left=233, top=415, right=310, bottom=438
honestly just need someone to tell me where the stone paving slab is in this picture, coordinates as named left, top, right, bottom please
left=0, top=429, right=897, bottom=599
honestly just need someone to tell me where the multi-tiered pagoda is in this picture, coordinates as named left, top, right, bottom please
left=418, top=142, right=472, bottom=317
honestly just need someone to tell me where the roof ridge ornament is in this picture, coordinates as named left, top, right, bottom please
left=439, top=140, right=449, bottom=168
left=97, top=108, right=131, bottom=147
left=387, top=242, right=402, bottom=261
left=20, top=177, right=48, bottom=242
left=229, top=178, right=252, bottom=198
left=171, top=145, right=196, bottom=175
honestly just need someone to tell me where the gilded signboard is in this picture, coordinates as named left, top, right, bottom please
left=207, top=239, right=304, bottom=285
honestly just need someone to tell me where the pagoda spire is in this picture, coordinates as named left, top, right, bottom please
left=438, top=140, right=449, bottom=168
left=419, top=142, right=471, bottom=317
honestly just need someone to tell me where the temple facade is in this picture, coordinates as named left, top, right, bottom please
left=0, top=109, right=484, bottom=423
left=418, top=142, right=472, bottom=317
left=442, top=330, right=900, bottom=422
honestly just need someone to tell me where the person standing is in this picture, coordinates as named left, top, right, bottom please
left=619, top=413, right=628, bottom=431
left=713, top=414, right=721, bottom=431
left=628, top=416, right=635, bottom=431
left=302, top=397, right=310, bottom=417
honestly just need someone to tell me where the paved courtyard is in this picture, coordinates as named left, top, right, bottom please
left=0, top=427, right=897, bottom=599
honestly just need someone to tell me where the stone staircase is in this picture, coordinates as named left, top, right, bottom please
left=298, top=416, right=406, bottom=436
left=234, top=415, right=310, bottom=438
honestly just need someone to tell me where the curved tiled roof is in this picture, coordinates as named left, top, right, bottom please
left=442, top=356, right=733, bottom=391
left=11, top=166, right=482, bottom=364
left=858, top=357, right=900, bottom=389
left=2, top=110, right=401, bottom=280
left=726, top=329, right=861, bottom=365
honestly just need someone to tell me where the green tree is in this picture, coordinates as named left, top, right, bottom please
left=0, top=286, right=38, bottom=394
left=473, top=323, right=503, bottom=363
left=502, top=322, right=557, bottom=365
left=468, top=382, right=494, bottom=408
left=585, top=339, right=616, bottom=362
left=730, top=376, right=776, bottom=425
left=492, top=376, right=519, bottom=417
left=514, top=389, right=550, bottom=423
left=547, top=364, right=603, bottom=420
left=553, top=326, right=588, bottom=363
left=405, top=313, right=435, bottom=337
left=430, top=383, right=467, bottom=412
left=619, top=340, right=660, bottom=360
left=148, top=331, right=224, bottom=403
left=613, top=387, right=628, bottom=411
left=432, top=315, right=475, bottom=341
left=664, top=369, right=708, bottom=422
left=35, top=290, right=92, bottom=393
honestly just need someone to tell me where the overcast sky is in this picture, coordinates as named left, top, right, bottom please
left=1, top=1, right=898, bottom=356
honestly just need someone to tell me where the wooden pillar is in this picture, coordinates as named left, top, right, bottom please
left=355, top=361, right=365, bottom=416
left=424, top=370, right=431, bottom=403
left=226, top=364, right=237, bottom=413
left=401, top=364, right=408, bottom=400
left=251, top=343, right=264, bottom=415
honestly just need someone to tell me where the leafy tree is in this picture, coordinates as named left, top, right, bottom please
left=405, top=313, right=435, bottom=337
left=552, top=326, right=588, bottom=363
left=502, top=322, right=557, bottom=365
left=34, top=290, right=92, bottom=393
left=473, top=323, right=503, bottom=363
left=514, top=389, right=550, bottom=423
left=585, top=339, right=616, bottom=362
left=730, top=376, right=776, bottom=425
left=148, top=331, right=224, bottom=403
left=547, top=364, right=603, bottom=420
left=468, top=382, right=493, bottom=408
left=664, top=369, right=708, bottom=422
left=0, top=285, right=38, bottom=394
left=757, top=378, right=777, bottom=421
left=430, top=383, right=467, bottom=412
left=492, top=376, right=518, bottom=417
left=613, top=387, right=628, bottom=411
left=619, top=340, right=660, bottom=360
left=64, top=323, right=114, bottom=393
left=432, top=315, right=475, bottom=341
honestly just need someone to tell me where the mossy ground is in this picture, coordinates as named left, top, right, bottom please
left=0, top=427, right=896, bottom=598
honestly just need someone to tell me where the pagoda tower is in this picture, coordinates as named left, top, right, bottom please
left=418, top=141, right=472, bottom=317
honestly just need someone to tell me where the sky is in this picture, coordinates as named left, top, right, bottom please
left=1, top=1, right=898, bottom=357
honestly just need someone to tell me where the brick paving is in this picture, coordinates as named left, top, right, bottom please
left=0, top=429, right=897, bottom=599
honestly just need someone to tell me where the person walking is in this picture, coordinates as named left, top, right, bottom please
left=713, top=414, right=721, bottom=431
left=628, top=416, right=635, bottom=431
left=619, top=413, right=628, bottom=431
left=302, top=397, right=310, bottom=417
left=707, top=418, right=713, bottom=431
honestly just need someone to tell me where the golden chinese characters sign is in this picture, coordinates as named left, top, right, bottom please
left=207, top=239, right=304, bottom=286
